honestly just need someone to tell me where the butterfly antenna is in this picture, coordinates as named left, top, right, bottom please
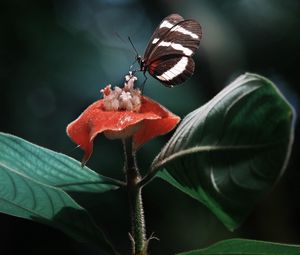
left=114, top=32, right=137, bottom=56
left=114, top=32, right=126, bottom=44
left=128, top=36, right=140, bottom=73
left=127, top=36, right=147, bottom=92
left=128, top=36, right=139, bottom=57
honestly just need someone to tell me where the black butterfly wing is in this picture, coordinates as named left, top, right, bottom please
left=146, top=19, right=202, bottom=63
left=143, top=15, right=201, bottom=86
left=143, top=14, right=184, bottom=59
left=148, top=56, right=195, bottom=87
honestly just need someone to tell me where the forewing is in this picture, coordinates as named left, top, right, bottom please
left=148, top=56, right=195, bottom=87
left=146, top=19, right=202, bottom=63
left=144, top=14, right=184, bottom=59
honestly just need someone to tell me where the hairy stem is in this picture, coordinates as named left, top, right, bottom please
left=123, top=138, right=147, bottom=255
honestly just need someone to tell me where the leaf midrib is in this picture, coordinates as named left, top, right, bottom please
left=0, top=137, right=87, bottom=181
left=0, top=135, right=123, bottom=189
left=152, top=140, right=286, bottom=171
left=0, top=161, right=78, bottom=219
left=157, top=77, right=262, bottom=162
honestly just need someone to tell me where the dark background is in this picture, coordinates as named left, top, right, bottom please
left=0, top=0, right=300, bottom=254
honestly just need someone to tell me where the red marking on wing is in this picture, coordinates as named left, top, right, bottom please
left=148, top=60, right=160, bottom=75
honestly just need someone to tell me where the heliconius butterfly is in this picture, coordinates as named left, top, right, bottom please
left=134, top=13, right=202, bottom=87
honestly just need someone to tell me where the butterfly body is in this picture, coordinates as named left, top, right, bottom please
left=138, top=14, right=202, bottom=87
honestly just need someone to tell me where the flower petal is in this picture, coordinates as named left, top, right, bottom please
left=67, top=96, right=180, bottom=164
left=133, top=97, right=181, bottom=148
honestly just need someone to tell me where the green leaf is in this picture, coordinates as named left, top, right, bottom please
left=0, top=132, right=120, bottom=253
left=151, top=73, right=294, bottom=230
left=0, top=162, right=117, bottom=254
left=177, top=239, right=300, bottom=255
left=0, top=132, right=121, bottom=193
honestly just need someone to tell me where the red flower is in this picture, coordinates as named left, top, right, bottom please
left=66, top=74, right=180, bottom=165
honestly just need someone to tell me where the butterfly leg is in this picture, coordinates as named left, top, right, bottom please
left=129, top=58, right=138, bottom=73
left=141, top=71, right=148, bottom=94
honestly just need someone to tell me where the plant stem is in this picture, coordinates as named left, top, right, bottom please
left=123, top=138, right=147, bottom=255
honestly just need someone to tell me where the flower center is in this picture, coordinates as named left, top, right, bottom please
left=101, top=73, right=142, bottom=112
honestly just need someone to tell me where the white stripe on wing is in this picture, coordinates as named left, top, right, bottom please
left=159, top=20, right=199, bottom=39
left=157, top=41, right=193, bottom=56
left=156, top=57, right=188, bottom=81
left=170, top=25, right=199, bottom=39
left=159, top=20, right=174, bottom=29
left=152, top=38, right=159, bottom=44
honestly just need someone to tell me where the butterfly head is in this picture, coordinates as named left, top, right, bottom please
left=136, top=55, right=147, bottom=72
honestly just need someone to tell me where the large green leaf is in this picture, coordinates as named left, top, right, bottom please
left=0, top=132, right=121, bottom=193
left=150, top=73, right=294, bottom=230
left=177, top=239, right=300, bottom=255
left=0, top=161, right=117, bottom=254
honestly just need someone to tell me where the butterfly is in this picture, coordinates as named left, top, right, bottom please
left=135, top=13, right=202, bottom=87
